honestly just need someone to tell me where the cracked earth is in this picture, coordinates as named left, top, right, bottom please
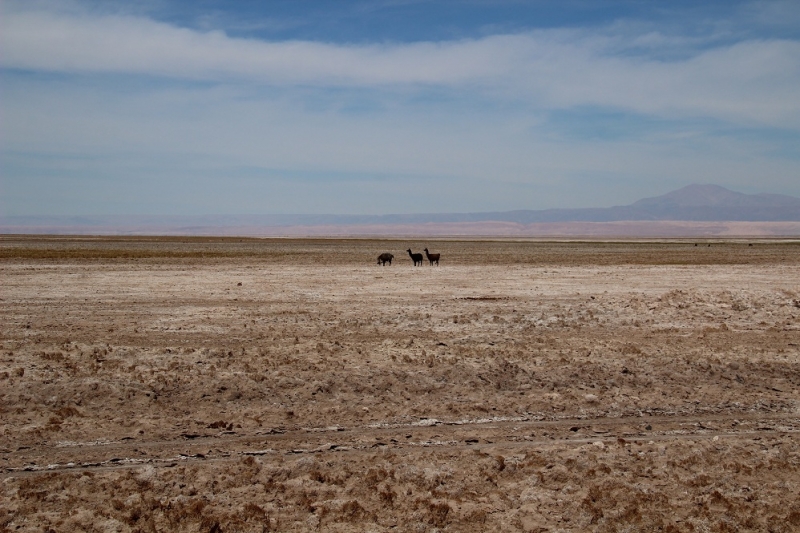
left=1, top=236, right=799, bottom=532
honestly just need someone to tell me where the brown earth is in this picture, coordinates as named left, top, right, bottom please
left=1, top=236, right=799, bottom=532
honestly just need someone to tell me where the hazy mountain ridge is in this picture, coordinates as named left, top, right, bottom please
left=456, top=185, right=800, bottom=223
left=2, top=185, right=799, bottom=235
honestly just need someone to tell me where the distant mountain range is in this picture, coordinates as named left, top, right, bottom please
left=2, top=184, right=799, bottom=237
left=488, top=184, right=800, bottom=223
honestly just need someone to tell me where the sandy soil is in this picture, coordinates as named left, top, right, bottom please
left=1, top=236, right=799, bottom=532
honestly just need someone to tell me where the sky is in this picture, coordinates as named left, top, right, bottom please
left=1, top=0, right=799, bottom=216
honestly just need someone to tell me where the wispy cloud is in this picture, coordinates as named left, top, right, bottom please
left=1, top=1, right=799, bottom=215
left=3, top=3, right=799, bottom=127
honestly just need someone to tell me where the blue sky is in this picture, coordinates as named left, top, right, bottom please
left=2, top=0, right=799, bottom=215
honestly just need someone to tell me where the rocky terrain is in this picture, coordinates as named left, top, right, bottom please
left=1, top=236, right=799, bottom=532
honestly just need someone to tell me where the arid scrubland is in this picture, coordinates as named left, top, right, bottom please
left=1, top=236, right=799, bottom=532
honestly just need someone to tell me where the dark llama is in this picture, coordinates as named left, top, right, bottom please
left=423, top=248, right=440, bottom=266
left=407, top=249, right=423, bottom=267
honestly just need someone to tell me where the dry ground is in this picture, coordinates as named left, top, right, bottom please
left=1, top=236, right=799, bottom=532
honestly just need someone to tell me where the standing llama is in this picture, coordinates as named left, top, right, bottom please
left=377, top=252, right=394, bottom=266
left=407, top=249, right=423, bottom=266
left=423, top=248, right=440, bottom=266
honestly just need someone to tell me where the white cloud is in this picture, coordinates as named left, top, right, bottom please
left=2, top=4, right=799, bottom=127
left=1, top=7, right=513, bottom=84
left=2, top=1, right=800, bottom=215
left=4, top=73, right=797, bottom=212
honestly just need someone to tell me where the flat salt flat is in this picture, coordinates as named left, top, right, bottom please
left=1, top=237, right=799, bottom=532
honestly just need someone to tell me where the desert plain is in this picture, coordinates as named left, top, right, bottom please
left=1, top=235, right=799, bottom=532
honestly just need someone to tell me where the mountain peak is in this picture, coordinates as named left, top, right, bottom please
left=631, top=184, right=800, bottom=208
